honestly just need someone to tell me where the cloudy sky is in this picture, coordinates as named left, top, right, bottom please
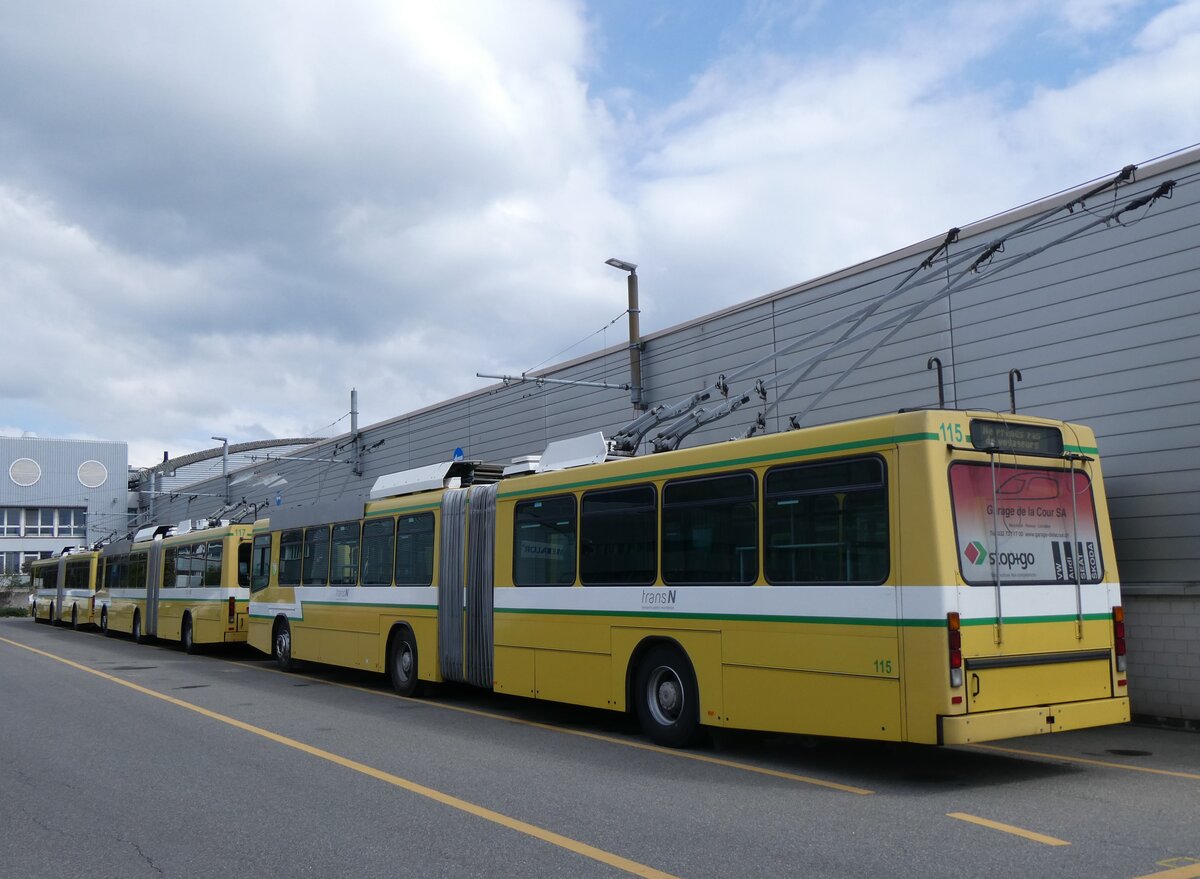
left=1, top=0, right=1197, bottom=466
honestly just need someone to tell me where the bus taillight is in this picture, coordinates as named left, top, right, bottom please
left=1112, top=606, right=1126, bottom=673
left=948, top=612, right=963, bottom=689
left=228, top=596, right=236, bottom=627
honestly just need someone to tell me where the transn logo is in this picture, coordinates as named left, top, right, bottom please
left=964, top=541, right=988, bottom=566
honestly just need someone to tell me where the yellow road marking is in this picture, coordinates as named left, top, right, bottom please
left=968, top=743, right=1200, bottom=782
left=1133, top=859, right=1200, bottom=879
left=0, top=635, right=678, bottom=879
left=946, top=812, right=1070, bottom=846
left=236, top=660, right=874, bottom=795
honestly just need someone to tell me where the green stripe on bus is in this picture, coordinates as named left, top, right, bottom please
left=959, top=612, right=1111, bottom=626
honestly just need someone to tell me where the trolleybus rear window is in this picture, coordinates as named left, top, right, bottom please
left=949, top=462, right=1103, bottom=586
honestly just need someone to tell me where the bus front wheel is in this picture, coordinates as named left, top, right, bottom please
left=388, top=628, right=420, bottom=697
left=634, top=644, right=700, bottom=748
left=132, top=612, right=146, bottom=644
left=274, top=619, right=294, bottom=672
left=71, top=606, right=78, bottom=630
left=101, top=609, right=110, bottom=636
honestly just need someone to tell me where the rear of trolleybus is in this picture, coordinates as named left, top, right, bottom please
left=902, top=411, right=1129, bottom=745
left=158, top=522, right=254, bottom=652
left=59, top=550, right=100, bottom=629
left=30, top=558, right=59, bottom=624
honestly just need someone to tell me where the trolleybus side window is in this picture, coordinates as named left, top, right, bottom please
left=330, top=522, right=360, bottom=586
left=662, top=472, right=757, bottom=585
left=514, top=495, right=577, bottom=586
left=361, top=518, right=395, bottom=585
left=238, top=541, right=252, bottom=587
left=205, top=541, right=223, bottom=586
left=302, top=526, right=330, bottom=586
left=278, top=530, right=302, bottom=585
left=34, top=564, right=55, bottom=590
left=395, top=513, right=434, bottom=586
left=164, top=547, right=177, bottom=588
left=177, top=543, right=204, bottom=588
left=130, top=552, right=148, bottom=589
left=250, top=534, right=272, bottom=592
left=65, top=561, right=89, bottom=590
left=580, top=485, right=656, bottom=586
left=764, top=457, right=889, bottom=584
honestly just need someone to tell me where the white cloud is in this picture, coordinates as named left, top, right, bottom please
left=1, top=0, right=1197, bottom=467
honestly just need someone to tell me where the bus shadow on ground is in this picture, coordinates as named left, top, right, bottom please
left=225, top=655, right=1081, bottom=791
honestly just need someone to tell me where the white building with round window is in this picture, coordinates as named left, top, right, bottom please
left=0, top=436, right=128, bottom=576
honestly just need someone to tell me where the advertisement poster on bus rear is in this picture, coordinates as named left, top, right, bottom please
left=950, top=463, right=1103, bottom=585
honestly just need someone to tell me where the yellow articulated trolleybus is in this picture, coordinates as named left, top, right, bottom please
left=247, top=408, right=1129, bottom=747
left=30, top=548, right=100, bottom=629
left=94, top=520, right=254, bottom=652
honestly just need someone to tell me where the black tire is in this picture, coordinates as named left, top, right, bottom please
left=181, top=616, right=198, bottom=655
left=71, top=606, right=78, bottom=631
left=388, top=628, right=420, bottom=697
left=634, top=644, right=701, bottom=748
left=274, top=619, right=294, bottom=672
left=132, top=612, right=146, bottom=644
left=101, top=609, right=111, bottom=637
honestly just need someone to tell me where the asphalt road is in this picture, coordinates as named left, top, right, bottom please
left=2, top=617, right=1197, bottom=879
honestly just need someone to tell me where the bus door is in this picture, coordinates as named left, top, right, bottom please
left=949, top=453, right=1113, bottom=713
left=437, top=483, right=498, bottom=688
left=145, top=539, right=166, bottom=637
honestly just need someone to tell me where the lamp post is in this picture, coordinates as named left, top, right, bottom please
left=211, top=436, right=230, bottom=504
left=605, top=258, right=645, bottom=411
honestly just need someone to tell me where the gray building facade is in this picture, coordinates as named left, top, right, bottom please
left=1, top=436, right=129, bottom=575
left=134, top=146, right=1200, bottom=725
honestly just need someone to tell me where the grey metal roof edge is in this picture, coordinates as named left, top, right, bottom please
left=141, top=438, right=322, bottom=476
left=0, top=434, right=128, bottom=448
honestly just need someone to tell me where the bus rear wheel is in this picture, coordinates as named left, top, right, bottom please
left=101, top=609, right=110, bottom=636
left=634, top=644, right=700, bottom=748
left=274, top=619, right=294, bottom=672
left=71, top=606, right=78, bottom=630
left=132, top=612, right=146, bottom=644
left=388, top=628, right=420, bottom=697
left=181, top=616, right=197, bottom=655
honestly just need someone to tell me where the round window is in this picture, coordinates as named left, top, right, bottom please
left=9, top=458, right=42, bottom=487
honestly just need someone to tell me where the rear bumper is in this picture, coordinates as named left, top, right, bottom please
left=939, top=696, right=1130, bottom=745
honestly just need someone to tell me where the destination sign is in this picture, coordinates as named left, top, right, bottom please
left=969, top=420, right=1064, bottom=456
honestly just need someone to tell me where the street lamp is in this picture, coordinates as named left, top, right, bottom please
left=211, top=436, right=230, bottom=504
left=605, top=258, right=645, bottom=411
